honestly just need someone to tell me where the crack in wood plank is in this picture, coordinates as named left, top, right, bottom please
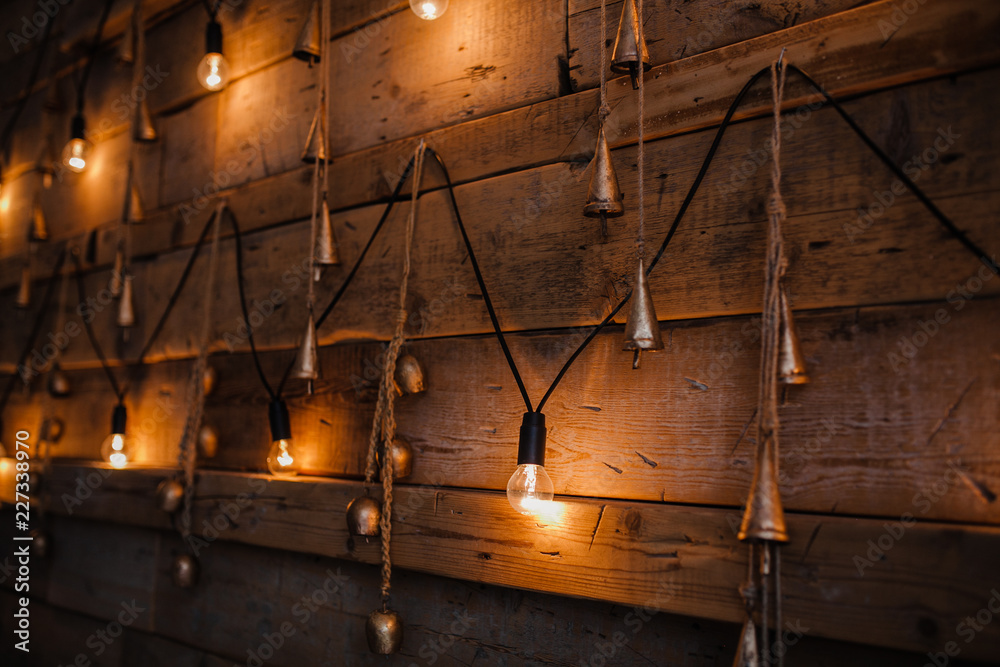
left=926, top=379, right=978, bottom=447
left=588, top=504, right=607, bottom=551
left=731, top=408, right=758, bottom=456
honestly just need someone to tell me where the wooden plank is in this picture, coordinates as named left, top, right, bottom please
left=34, top=466, right=1000, bottom=660
left=567, top=0, right=875, bottom=92
left=3, top=67, right=998, bottom=368
left=4, top=0, right=996, bottom=277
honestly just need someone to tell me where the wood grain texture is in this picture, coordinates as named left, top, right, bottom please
left=4, top=300, right=997, bottom=524
left=25, top=467, right=1000, bottom=660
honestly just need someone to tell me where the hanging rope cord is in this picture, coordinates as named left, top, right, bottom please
left=598, top=0, right=610, bottom=123
left=0, top=10, right=55, bottom=166
left=74, top=0, right=116, bottom=117
left=636, top=0, right=646, bottom=261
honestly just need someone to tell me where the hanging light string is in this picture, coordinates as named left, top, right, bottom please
left=119, top=0, right=145, bottom=284
left=635, top=0, right=646, bottom=262
left=74, top=0, right=116, bottom=117
left=322, top=0, right=332, bottom=199
left=598, top=0, right=610, bottom=123
left=178, top=201, right=223, bottom=546
left=202, top=0, right=221, bottom=20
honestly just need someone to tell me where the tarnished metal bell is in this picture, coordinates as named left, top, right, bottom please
left=117, top=274, right=136, bottom=328
left=622, top=258, right=663, bottom=369
left=290, top=311, right=320, bottom=388
left=301, top=107, right=329, bottom=163
left=30, top=530, right=50, bottom=559
left=293, top=0, right=322, bottom=64
left=377, top=437, right=413, bottom=480
left=733, top=617, right=760, bottom=667
left=110, top=246, right=125, bottom=298
left=134, top=98, right=158, bottom=143
left=611, top=0, right=651, bottom=90
left=156, top=478, right=185, bottom=513
left=315, top=196, right=340, bottom=267
left=203, top=366, right=218, bottom=396
left=737, top=431, right=788, bottom=543
left=15, top=265, right=31, bottom=309
left=172, top=553, right=200, bottom=588
left=366, top=607, right=404, bottom=655
left=48, top=364, right=71, bottom=397
left=30, top=198, right=48, bottom=241
left=394, top=354, right=426, bottom=395
left=583, top=126, right=624, bottom=234
left=346, top=494, right=381, bottom=537
left=778, top=287, right=810, bottom=385
left=198, top=424, right=219, bottom=459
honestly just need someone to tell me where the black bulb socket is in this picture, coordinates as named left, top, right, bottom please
left=205, top=19, right=223, bottom=55
left=70, top=113, right=86, bottom=141
left=111, top=404, right=127, bottom=435
left=516, top=412, right=546, bottom=467
left=269, top=400, right=292, bottom=442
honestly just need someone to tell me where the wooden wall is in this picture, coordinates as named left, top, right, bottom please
left=1, top=0, right=999, bottom=664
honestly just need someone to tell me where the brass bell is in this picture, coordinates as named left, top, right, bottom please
left=293, top=0, right=322, bottom=64
left=30, top=198, right=48, bottom=242
left=583, top=126, right=624, bottom=235
left=737, top=433, right=788, bottom=543
left=290, top=311, right=320, bottom=391
left=127, top=182, right=144, bottom=222
left=778, top=287, right=810, bottom=385
left=394, top=354, right=426, bottom=395
left=156, top=478, right=185, bottom=513
left=611, top=0, right=650, bottom=90
left=15, top=265, right=31, bottom=309
left=117, top=273, right=136, bottom=328
left=30, top=530, right=50, bottom=559
left=315, top=196, right=340, bottom=268
left=301, top=107, right=329, bottom=163
left=733, top=617, right=760, bottom=667
left=198, top=424, right=219, bottom=459
left=134, top=98, right=158, bottom=143
left=48, top=363, right=71, bottom=397
left=346, top=494, right=381, bottom=537
left=366, top=607, right=404, bottom=655
left=172, top=553, right=200, bottom=589
left=622, top=258, right=663, bottom=369
left=117, top=18, right=134, bottom=64
left=377, top=437, right=413, bottom=480
left=203, top=366, right=218, bottom=396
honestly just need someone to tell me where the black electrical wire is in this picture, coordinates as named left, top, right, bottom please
left=202, top=0, right=221, bottom=19
left=0, top=246, right=68, bottom=416
left=74, top=0, right=116, bottom=116
left=788, top=64, right=997, bottom=275
left=0, top=11, right=55, bottom=162
left=428, top=148, right=535, bottom=414
left=275, top=155, right=419, bottom=396
left=72, top=251, right=124, bottom=403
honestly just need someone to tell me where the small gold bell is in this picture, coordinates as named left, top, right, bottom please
left=117, top=274, right=136, bottom=328
left=292, top=0, right=322, bottom=64
left=127, top=183, right=144, bottom=222
left=737, top=435, right=788, bottom=543
left=15, top=265, right=31, bottom=309
left=394, top=354, right=426, bottom=394
left=315, top=196, right=340, bottom=267
left=622, top=258, right=663, bottom=369
left=203, top=366, right=218, bottom=396
left=156, top=478, right=185, bottom=513
left=48, top=363, right=71, bottom=397
left=583, top=126, right=624, bottom=235
left=346, top=494, right=381, bottom=537
left=377, top=437, right=413, bottom=480
left=30, top=198, right=48, bottom=241
left=366, top=607, right=404, bottom=655
left=30, top=530, right=50, bottom=559
left=117, top=18, right=134, bottom=64
left=611, top=0, right=650, bottom=90
left=290, top=311, right=320, bottom=390
left=778, top=287, right=810, bottom=385
left=134, top=98, right=158, bottom=143
left=172, top=553, right=200, bottom=589
left=301, top=107, right=329, bottom=164
left=198, top=424, right=219, bottom=459
left=110, top=246, right=125, bottom=298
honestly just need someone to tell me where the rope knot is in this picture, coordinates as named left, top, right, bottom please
left=767, top=193, right=787, bottom=218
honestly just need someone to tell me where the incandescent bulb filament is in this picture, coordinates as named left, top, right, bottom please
left=62, top=114, right=93, bottom=174
left=266, top=401, right=301, bottom=476
left=198, top=20, right=230, bottom=91
left=410, top=0, right=448, bottom=20
left=506, top=412, right=555, bottom=515
left=100, top=405, right=134, bottom=469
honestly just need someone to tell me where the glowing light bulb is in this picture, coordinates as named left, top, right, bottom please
left=267, top=438, right=300, bottom=476
left=62, top=138, right=92, bottom=173
left=100, top=405, right=134, bottom=469
left=198, top=52, right=230, bottom=91
left=410, top=0, right=448, bottom=20
left=507, top=463, right=554, bottom=515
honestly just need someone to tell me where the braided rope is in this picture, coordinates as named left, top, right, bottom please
left=598, top=0, right=610, bottom=123
left=178, top=202, right=223, bottom=542
left=635, top=0, right=645, bottom=260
